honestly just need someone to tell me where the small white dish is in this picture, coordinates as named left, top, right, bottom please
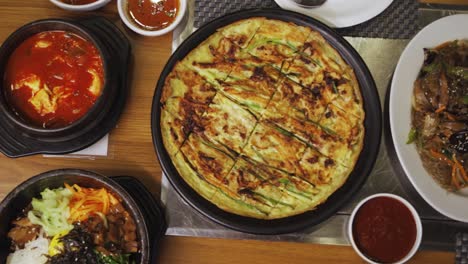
left=274, top=0, right=393, bottom=28
left=389, top=14, right=468, bottom=222
left=348, top=193, right=422, bottom=264
left=117, top=0, right=187, bottom=37
left=50, top=0, right=111, bottom=12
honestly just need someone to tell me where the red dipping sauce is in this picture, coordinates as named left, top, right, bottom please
left=127, top=0, right=179, bottom=31
left=4, top=31, right=104, bottom=129
left=352, top=197, right=417, bottom=263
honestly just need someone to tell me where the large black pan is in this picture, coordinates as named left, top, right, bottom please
left=151, top=9, right=381, bottom=235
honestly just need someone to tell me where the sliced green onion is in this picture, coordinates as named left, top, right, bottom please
left=407, top=128, right=417, bottom=144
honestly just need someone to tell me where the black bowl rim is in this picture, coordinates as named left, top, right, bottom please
left=0, top=18, right=110, bottom=133
left=0, top=168, right=150, bottom=263
left=151, top=8, right=382, bottom=235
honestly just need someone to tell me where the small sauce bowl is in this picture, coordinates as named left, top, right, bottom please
left=117, top=0, right=187, bottom=37
left=348, top=193, right=423, bottom=264
left=49, top=0, right=111, bottom=12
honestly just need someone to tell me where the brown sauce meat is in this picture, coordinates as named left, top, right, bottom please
left=83, top=203, right=138, bottom=255
left=410, top=40, right=468, bottom=191
left=7, top=217, right=41, bottom=249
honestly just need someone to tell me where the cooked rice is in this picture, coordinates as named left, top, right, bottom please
left=6, top=235, right=49, bottom=264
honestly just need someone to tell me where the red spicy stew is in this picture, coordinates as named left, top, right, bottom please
left=352, top=197, right=417, bottom=263
left=4, top=31, right=104, bottom=129
left=127, top=0, right=179, bottom=31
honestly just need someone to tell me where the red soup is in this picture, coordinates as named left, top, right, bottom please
left=352, top=197, right=417, bottom=263
left=4, top=31, right=104, bottom=129
left=127, top=0, right=179, bottom=31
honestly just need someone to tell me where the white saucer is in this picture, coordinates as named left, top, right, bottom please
left=274, top=0, right=394, bottom=28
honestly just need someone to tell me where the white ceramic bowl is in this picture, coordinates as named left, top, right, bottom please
left=389, top=14, right=468, bottom=222
left=348, top=193, right=423, bottom=264
left=50, top=0, right=111, bottom=11
left=117, top=0, right=187, bottom=37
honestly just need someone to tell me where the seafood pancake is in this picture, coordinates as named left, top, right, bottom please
left=160, top=17, right=365, bottom=219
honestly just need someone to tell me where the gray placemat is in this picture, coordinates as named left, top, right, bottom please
left=194, top=0, right=419, bottom=39
left=457, top=233, right=468, bottom=264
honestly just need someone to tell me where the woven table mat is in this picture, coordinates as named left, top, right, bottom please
left=194, top=0, right=419, bottom=39
left=457, top=233, right=468, bottom=264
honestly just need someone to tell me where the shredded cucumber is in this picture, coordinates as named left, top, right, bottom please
left=27, top=187, right=73, bottom=236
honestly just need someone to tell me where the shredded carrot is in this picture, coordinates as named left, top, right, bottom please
left=429, top=149, right=453, bottom=166
left=435, top=105, right=446, bottom=113
left=453, top=155, right=468, bottom=182
left=452, top=165, right=461, bottom=190
left=65, top=183, right=120, bottom=223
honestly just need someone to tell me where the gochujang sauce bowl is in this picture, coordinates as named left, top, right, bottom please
left=0, top=169, right=150, bottom=263
left=117, top=0, right=187, bottom=37
left=348, top=193, right=422, bottom=264
left=50, top=0, right=112, bottom=12
left=0, top=19, right=114, bottom=137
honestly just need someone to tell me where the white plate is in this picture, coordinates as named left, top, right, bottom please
left=274, top=0, right=393, bottom=28
left=390, top=14, right=468, bottom=223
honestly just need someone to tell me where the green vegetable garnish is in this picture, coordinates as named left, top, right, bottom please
left=279, top=178, right=290, bottom=184
left=332, top=81, right=339, bottom=94
left=462, top=95, right=468, bottom=105
left=97, top=252, right=134, bottom=264
left=447, top=66, right=468, bottom=80
left=27, top=187, right=73, bottom=236
left=407, top=128, right=417, bottom=144
left=441, top=148, right=453, bottom=160
left=421, top=61, right=440, bottom=74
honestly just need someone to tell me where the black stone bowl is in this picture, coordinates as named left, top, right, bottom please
left=0, top=17, right=130, bottom=157
left=0, top=19, right=114, bottom=137
left=0, top=169, right=156, bottom=263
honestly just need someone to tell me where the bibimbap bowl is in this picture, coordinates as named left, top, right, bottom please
left=0, top=169, right=150, bottom=263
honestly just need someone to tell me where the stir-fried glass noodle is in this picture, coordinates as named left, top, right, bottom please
left=409, top=39, right=468, bottom=191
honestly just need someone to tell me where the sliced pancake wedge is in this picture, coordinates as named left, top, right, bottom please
left=319, top=103, right=364, bottom=146
left=297, top=148, right=353, bottom=205
left=194, top=93, right=258, bottom=155
left=298, top=147, right=342, bottom=185
left=160, top=109, right=189, bottom=157
left=180, top=32, right=236, bottom=85
left=220, top=61, right=282, bottom=115
left=294, top=30, right=348, bottom=75
left=242, top=121, right=307, bottom=175
left=331, top=75, right=364, bottom=120
left=269, top=159, right=352, bottom=219
left=210, top=157, right=285, bottom=218
left=161, top=62, right=217, bottom=105
left=261, top=113, right=356, bottom=168
left=179, top=133, right=236, bottom=192
left=245, top=19, right=311, bottom=70
left=217, top=17, right=265, bottom=49
left=211, top=155, right=323, bottom=219
left=263, top=77, right=330, bottom=123
left=171, top=151, right=219, bottom=201
left=160, top=63, right=218, bottom=155
left=161, top=97, right=210, bottom=155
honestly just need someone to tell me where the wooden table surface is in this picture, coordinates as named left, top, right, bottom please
left=0, top=0, right=463, bottom=263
